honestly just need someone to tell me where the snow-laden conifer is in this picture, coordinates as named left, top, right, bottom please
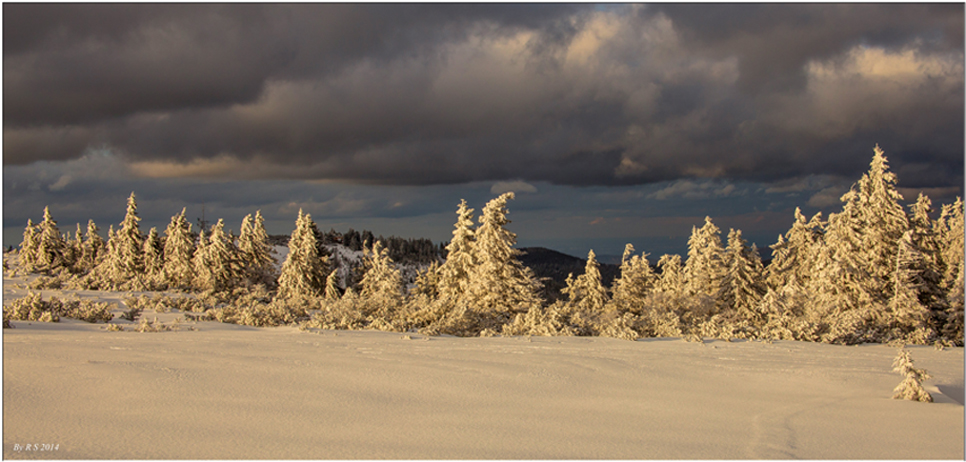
left=684, top=217, right=726, bottom=302
left=722, top=229, right=766, bottom=321
left=324, top=269, right=341, bottom=300
left=142, top=227, right=164, bottom=276
left=437, top=199, right=477, bottom=301
left=811, top=186, right=881, bottom=329
left=887, top=230, right=937, bottom=343
left=562, top=249, right=608, bottom=313
left=891, top=348, right=933, bottom=402
left=277, top=209, right=328, bottom=299
left=115, top=192, right=145, bottom=276
left=192, top=229, right=209, bottom=290
left=856, top=145, right=909, bottom=299
left=65, top=223, right=85, bottom=272
left=237, top=211, right=278, bottom=287
left=937, top=198, right=964, bottom=300
left=193, top=219, right=241, bottom=292
left=465, top=193, right=541, bottom=314
left=359, top=241, right=404, bottom=307
left=656, top=254, right=685, bottom=296
left=610, top=244, right=655, bottom=313
left=18, top=219, right=40, bottom=272
left=82, top=219, right=105, bottom=272
left=35, top=207, right=65, bottom=272
left=412, top=261, right=441, bottom=298
left=163, top=209, right=196, bottom=289
left=765, top=208, right=823, bottom=291
left=934, top=198, right=964, bottom=344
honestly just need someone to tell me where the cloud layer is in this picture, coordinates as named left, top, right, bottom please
left=5, top=4, right=962, bottom=190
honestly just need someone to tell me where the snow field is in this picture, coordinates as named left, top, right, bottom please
left=3, top=313, right=963, bottom=459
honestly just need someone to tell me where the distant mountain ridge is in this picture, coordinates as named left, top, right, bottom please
left=518, top=247, right=620, bottom=302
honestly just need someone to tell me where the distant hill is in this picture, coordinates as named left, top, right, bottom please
left=518, top=247, right=620, bottom=302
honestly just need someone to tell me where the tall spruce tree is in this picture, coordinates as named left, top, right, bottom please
left=81, top=220, right=105, bottom=273
left=437, top=199, right=477, bottom=301
left=193, top=219, right=240, bottom=292
left=722, top=229, right=766, bottom=321
left=359, top=241, right=404, bottom=307
left=466, top=193, right=541, bottom=314
left=610, top=243, right=655, bottom=313
left=142, top=227, right=164, bottom=276
left=35, top=207, right=66, bottom=272
left=765, top=208, right=824, bottom=291
left=277, top=209, right=328, bottom=299
left=656, top=254, right=685, bottom=296
left=18, top=219, right=39, bottom=272
left=237, top=211, right=277, bottom=287
left=163, top=208, right=196, bottom=289
left=684, top=217, right=726, bottom=303
left=887, top=230, right=937, bottom=342
left=852, top=145, right=909, bottom=300
left=115, top=192, right=145, bottom=277
left=562, top=249, right=609, bottom=313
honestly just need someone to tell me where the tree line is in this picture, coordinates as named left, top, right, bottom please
left=9, top=146, right=964, bottom=345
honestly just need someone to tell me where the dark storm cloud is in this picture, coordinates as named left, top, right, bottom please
left=4, top=4, right=963, bottom=190
left=651, top=4, right=964, bottom=93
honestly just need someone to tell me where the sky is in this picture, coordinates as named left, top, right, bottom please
left=3, top=4, right=964, bottom=260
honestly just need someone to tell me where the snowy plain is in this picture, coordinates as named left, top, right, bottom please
left=3, top=255, right=964, bottom=459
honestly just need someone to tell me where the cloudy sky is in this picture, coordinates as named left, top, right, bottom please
left=4, top=4, right=964, bottom=259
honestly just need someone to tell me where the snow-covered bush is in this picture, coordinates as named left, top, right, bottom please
left=3, top=293, right=115, bottom=324
left=891, top=349, right=933, bottom=402
left=4, top=292, right=60, bottom=323
left=135, top=317, right=175, bottom=333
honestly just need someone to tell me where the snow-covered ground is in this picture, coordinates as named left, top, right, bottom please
left=3, top=261, right=964, bottom=459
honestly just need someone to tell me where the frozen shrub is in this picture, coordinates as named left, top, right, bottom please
left=4, top=292, right=60, bottom=322
left=891, top=349, right=933, bottom=403
left=211, top=296, right=311, bottom=327
left=598, top=312, right=642, bottom=341
left=502, top=301, right=595, bottom=337
left=119, top=304, right=143, bottom=322
left=136, top=317, right=173, bottom=333
left=60, top=298, right=116, bottom=323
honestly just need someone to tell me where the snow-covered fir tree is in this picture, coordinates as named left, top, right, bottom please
left=765, top=208, right=823, bottom=291
left=324, top=269, right=341, bottom=300
left=237, top=211, right=278, bottom=287
left=813, top=186, right=880, bottom=319
left=437, top=199, right=477, bottom=301
left=142, top=227, right=164, bottom=277
left=18, top=219, right=40, bottom=272
left=721, top=229, right=766, bottom=321
left=35, top=207, right=65, bottom=272
left=114, top=192, right=145, bottom=277
left=80, top=219, right=105, bottom=273
left=562, top=249, right=609, bottom=313
left=465, top=193, right=541, bottom=314
left=193, top=219, right=241, bottom=292
left=610, top=243, right=655, bottom=313
left=412, top=261, right=441, bottom=298
left=887, top=230, right=937, bottom=343
left=856, top=145, right=909, bottom=299
left=277, top=209, right=328, bottom=299
left=191, top=229, right=209, bottom=289
left=937, top=198, right=964, bottom=300
left=684, top=217, right=726, bottom=303
left=66, top=223, right=86, bottom=272
left=656, top=254, right=685, bottom=296
left=163, top=209, right=196, bottom=289
left=359, top=241, right=404, bottom=307
left=93, top=224, right=130, bottom=285
left=891, top=348, right=933, bottom=402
